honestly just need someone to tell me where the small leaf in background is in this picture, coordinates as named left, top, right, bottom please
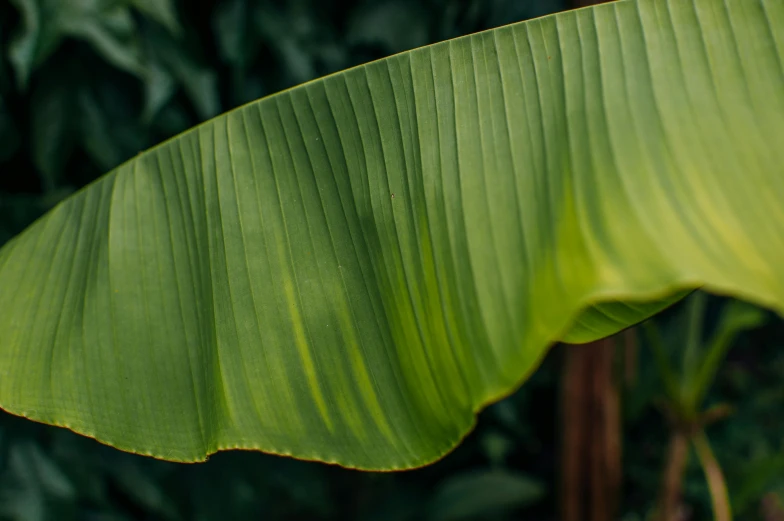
left=254, top=5, right=316, bottom=85
left=482, top=0, right=566, bottom=27
left=59, top=5, right=144, bottom=78
left=175, top=60, right=219, bottom=120
left=427, top=470, right=545, bottom=521
left=479, top=430, right=514, bottom=467
left=78, top=87, right=124, bottom=171
left=0, top=442, right=76, bottom=521
left=730, top=452, right=784, bottom=516
left=47, top=433, right=109, bottom=509
left=9, top=0, right=147, bottom=87
left=363, top=482, right=424, bottom=521
left=104, top=459, right=179, bottom=521
left=128, top=0, right=181, bottom=36
left=347, top=0, right=429, bottom=54
left=214, top=0, right=253, bottom=68
left=152, top=101, right=193, bottom=138
left=685, top=299, right=767, bottom=410
left=182, top=460, right=262, bottom=521
left=29, top=66, right=77, bottom=192
left=78, top=78, right=147, bottom=171
left=266, top=459, right=335, bottom=518
left=8, top=0, right=63, bottom=88
left=213, top=0, right=272, bottom=105
left=143, top=26, right=220, bottom=120
left=489, top=400, right=526, bottom=436
left=142, top=60, right=176, bottom=122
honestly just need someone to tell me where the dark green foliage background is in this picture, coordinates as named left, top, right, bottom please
left=0, top=0, right=783, bottom=519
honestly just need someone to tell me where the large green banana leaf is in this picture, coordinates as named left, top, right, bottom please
left=0, top=0, right=782, bottom=470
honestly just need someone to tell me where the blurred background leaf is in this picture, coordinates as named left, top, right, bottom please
left=427, top=469, right=545, bottom=521
left=128, top=0, right=181, bottom=36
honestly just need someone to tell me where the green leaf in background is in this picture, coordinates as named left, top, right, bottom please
left=29, top=65, right=78, bottom=192
left=128, top=0, right=181, bottom=36
left=141, top=59, right=177, bottom=122
left=254, top=3, right=318, bottom=85
left=8, top=0, right=145, bottom=88
left=0, top=0, right=782, bottom=471
left=106, top=459, right=179, bottom=521
left=142, top=25, right=220, bottom=120
left=77, top=78, right=147, bottom=171
left=213, top=0, right=267, bottom=106
left=730, top=451, right=784, bottom=516
left=427, top=469, right=545, bottom=521
left=63, top=5, right=143, bottom=78
left=214, top=0, right=255, bottom=69
left=347, top=0, right=429, bottom=53
left=254, top=1, right=347, bottom=88
left=8, top=0, right=57, bottom=89
left=684, top=299, right=767, bottom=411
left=0, top=443, right=76, bottom=521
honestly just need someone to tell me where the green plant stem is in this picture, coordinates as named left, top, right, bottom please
left=693, top=430, right=732, bottom=521
left=681, top=292, right=707, bottom=408
left=642, top=322, right=681, bottom=407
